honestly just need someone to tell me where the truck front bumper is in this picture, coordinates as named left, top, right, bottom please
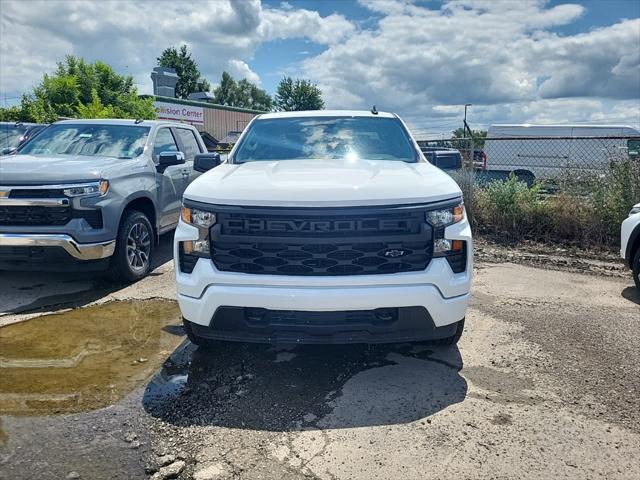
left=175, top=220, right=472, bottom=344
left=0, top=234, right=115, bottom=270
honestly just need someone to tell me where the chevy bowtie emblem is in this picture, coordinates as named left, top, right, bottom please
left=384, top=249, right=405, bottom=258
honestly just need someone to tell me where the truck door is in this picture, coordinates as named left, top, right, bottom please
left=173, top=127, right=204, bottom=191
left=153, top=127, right=184, bottom=230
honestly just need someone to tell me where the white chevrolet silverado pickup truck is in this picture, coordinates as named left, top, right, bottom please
left=174, top=110, right=472, bottom=345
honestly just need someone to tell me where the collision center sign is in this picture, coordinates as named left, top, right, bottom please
left=154, top=101, right=204, bottom=125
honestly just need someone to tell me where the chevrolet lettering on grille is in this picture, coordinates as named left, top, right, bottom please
left=224, top=218, right=410, bottom=235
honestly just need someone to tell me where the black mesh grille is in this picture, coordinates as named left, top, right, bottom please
left=9, top=188, right=65, bottom=199
left=0, top=206, right=71, bottom=226
left=210, top=206, right=435, bottom=276
left=0, top=206, right=102, bottom=228
left=243, top=307, right=399, bottom=327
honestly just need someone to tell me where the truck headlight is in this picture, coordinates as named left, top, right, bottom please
left=630, top=205, right=640, bottom=216
left=180, top=206, right=215, bottom=257
left=63, top=180, right=109, bottom=197
left=426, top=203, right=465, bottom=227
left=181, top=206, right=216, bottom=228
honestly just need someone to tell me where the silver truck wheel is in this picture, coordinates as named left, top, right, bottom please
left=126, top=221, right=151, bottom=273
left=109, top=210, right=154, bottom=282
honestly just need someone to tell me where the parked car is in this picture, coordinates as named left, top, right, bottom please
left=0, top=121, right=48, bottom=153
left=420, top=147, right=462, bottom=170
left=0, top=119, right=206, bottom=281
left=174, top=110, right=472, bottom=346
left=484, top=124, right=640, bottom=184
left=621, top=203, right=640, bottom=290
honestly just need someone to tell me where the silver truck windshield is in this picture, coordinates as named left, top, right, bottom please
left=19, top=124, right=150, bottom=159
left=233, top=116, right=418, bottom=163
left=0, top=125, right=27, bottom=149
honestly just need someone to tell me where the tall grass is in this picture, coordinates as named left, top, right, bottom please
left=464, top=158, right=640, bottom=249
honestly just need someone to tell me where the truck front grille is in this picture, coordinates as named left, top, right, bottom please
left=9, top=188, right=66, bottom=199
left=0, top=206, right=71, bottom=226
left=209, top=205, right=437, bottom=276
left=0, top=206, right=102, bottom=228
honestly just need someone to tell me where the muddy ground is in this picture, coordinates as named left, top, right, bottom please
left=1, top=235, right=639, bottom=480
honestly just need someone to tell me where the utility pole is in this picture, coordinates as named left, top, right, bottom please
left=463, top=104, right=472, bottom=138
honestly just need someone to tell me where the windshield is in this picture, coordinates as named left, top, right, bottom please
left=0, top=125, right=28, bottom=150
left=233, top=116, right=418, bottom=163
left=19, top=124, right=150, bottom=159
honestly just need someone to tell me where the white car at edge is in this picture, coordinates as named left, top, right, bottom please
left=621, top=203, right=640, bottom=290
left=173, top=110, right=472, bottom=346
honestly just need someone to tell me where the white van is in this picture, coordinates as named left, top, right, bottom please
left=484, top=124, right=640, bottom=183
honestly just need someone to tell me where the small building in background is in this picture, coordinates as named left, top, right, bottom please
left=142, top=96, right=262, bottom=151
left=145, top=68, right=263, bottom=151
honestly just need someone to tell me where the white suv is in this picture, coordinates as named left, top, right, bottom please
left=174, top=110, right=472, bottom=345
left=621, top=203, right=640, bottom=290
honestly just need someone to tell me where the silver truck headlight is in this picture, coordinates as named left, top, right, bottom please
left=426, top=203, right=465, bottom=227
left=63, top=180, right=109, bottom=197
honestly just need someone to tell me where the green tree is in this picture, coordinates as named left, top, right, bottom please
left=274, top=77, right=324, bottom=111
left=452, top=127, right=487, bottom=148
left=0, top=55, right=156, bottom=123
left=212, top=72, right=272, bottom=111
left=213, top=71, right=238, bottom=106
left=157, top=45, right=209, bottom=99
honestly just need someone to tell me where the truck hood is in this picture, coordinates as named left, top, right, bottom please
left=0, top=154, right=121, bottom=184
left=184, top=159, right=462, bottom=207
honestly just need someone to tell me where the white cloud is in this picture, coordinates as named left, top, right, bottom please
left=306, top=0, right=640, bottom=134
left=226, top=59, right=262, bottom=85
left=0, top=0, right=638, bottom=133
left=0, top=0, right=354, bottom=97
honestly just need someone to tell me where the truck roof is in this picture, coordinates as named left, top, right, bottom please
left=258, top=110, right=396, bottom=120
left=54, top=118, right=196, bottom=127
left=488, top=124, right=640, bottom=137
left=490, top=124, right=637, bottom=129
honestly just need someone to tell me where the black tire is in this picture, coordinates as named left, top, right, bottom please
left=434, top=318, right=465, bottom=346
left=183, top=318, right=219, bottom=349
left=633, top=247, right=640, bottom=291
left=514, top=171, right=535, bottom=187
left=109, top=210, right=154, bottom=282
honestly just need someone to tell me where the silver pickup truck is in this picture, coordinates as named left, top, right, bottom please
left=0, top=119, right=208, bottom=281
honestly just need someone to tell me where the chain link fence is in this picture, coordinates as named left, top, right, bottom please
left=418, top=136, right=640, bottom=183
left=417, top=136, right=640, bottom=248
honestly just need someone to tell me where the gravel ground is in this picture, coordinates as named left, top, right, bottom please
left=1, top=238, right=639, bottom=480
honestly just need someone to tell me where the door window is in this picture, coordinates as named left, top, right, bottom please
left=153, top=128, right=178, bottom=160
left=175, top=128, right=202, bottom=161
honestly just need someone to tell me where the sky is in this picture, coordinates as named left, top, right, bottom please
left=0, top=0, right=638, bottom=137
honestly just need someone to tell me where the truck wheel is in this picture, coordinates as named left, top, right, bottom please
left=514, top=170, right=535, bottom=187
left=109, top=210, right=154, bottom=282
left=435, top=318, right=465, bottom=346
left=183, top=318, right=219, bottom=349
left=633, top=247, right=640, bottom=290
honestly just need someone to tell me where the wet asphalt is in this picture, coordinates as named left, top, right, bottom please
left=1, top=243, right=639, bottom=480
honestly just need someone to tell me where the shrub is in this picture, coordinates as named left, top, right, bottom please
left=465, top=158, right=640, bottom=249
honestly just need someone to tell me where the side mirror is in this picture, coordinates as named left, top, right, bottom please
left=1, top=147, right=17, bottom=156
left=157, top=151, right=185, bottom=172
left=194, top=153, right=221, bottom=173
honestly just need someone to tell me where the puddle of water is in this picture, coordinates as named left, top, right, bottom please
left=0, top=299, right=183, bottom=416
